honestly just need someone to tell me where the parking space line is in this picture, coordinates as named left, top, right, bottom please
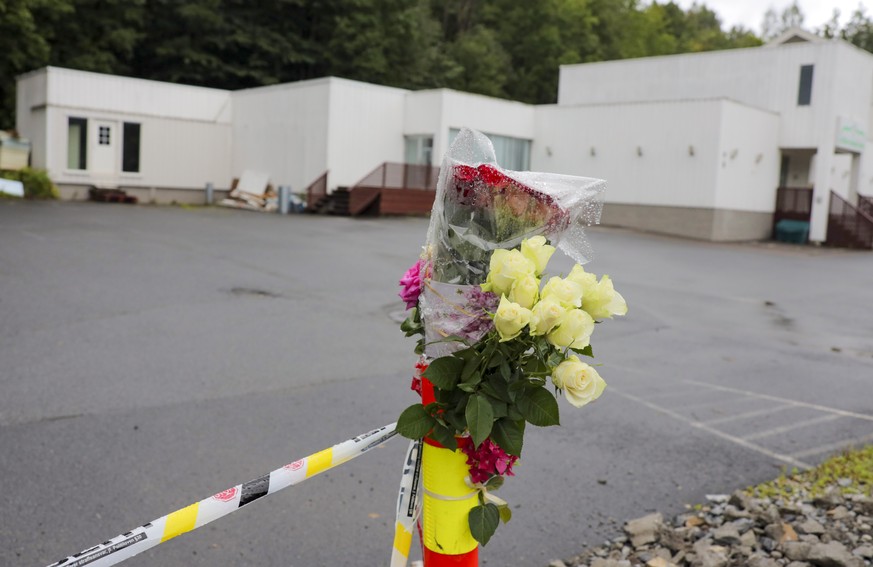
left=791, top=431, right=873, bottom=459
left=682, top=380, right=873, bottom=423
left=609, top=387, right=812, bottom=470
left=703, top=404, right=795, bottom=425
left=742, top=414, right=843, bottom=441
left=674, top=395, right=753, bottom=412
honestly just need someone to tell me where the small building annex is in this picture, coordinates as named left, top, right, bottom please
left=15, top=28, right=873, bottom=246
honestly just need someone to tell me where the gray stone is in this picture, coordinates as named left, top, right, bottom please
left=740, top=529, right=758, bottom=548
left=689, top=543, right=729, bottom=567
left=798, top=520, right=826, bottom=535
left=783, top=542, right=813, bottom=562
left=625, top=513, right=664, bottom=548
left=747, top=555, right=781, bottom=567
left=828, top=507, right=850, bottom=521
left=549, top=560, right=568, bottom=567
left=852, top=544, right=873, bottom=559
left=590, top=560, right=631, bottom=567
left=807, top=541, right=864, bottom=567
left=786, top=563, right=813, bottom=567
left=814, top=487, right=844, bottom=508
left=729, top=490, right=752, bottom=511
left=712, top=525, right=742, bottom=546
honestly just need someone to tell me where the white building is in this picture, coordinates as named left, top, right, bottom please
left=15, top=28, right=873, bottom=245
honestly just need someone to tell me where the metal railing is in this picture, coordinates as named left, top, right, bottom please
left=859, top=195, right=873, bottom=219
left=352, top=163, right=439, bottom=191
left=305, top=171, right=329, bottom=210
left=774, top=187, right=813, bottom=221
left=827, top=191, right=873, bottom=249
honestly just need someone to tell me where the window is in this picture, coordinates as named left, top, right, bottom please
left=449, top=129, right=531, bottom=171
left=798, top=65, right=813, bottom=106
left=67, top=117, right=87, bottom=170
left=122, top=122, right=141, bottom=173
left=404, top=135, right=433, bottom=165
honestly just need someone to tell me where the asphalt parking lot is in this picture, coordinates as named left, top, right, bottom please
left=1, top=201, right=871, bottom=566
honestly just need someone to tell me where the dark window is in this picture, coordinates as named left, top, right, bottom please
left=798, top=65, right=813, bottom=106
left=122, top=122, right=141, bottom=173
left=67, top=117, right=87, bottom=170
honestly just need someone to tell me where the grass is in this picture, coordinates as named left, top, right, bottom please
left=748, top=445, right=873, bottom=500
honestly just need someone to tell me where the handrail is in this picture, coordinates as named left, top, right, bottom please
left=859, top=195, right=873, bottom=219
left=828, top=191, right=873, bottom=249
left=351, top=162, right=440, bottom=191
left=305, top=171, right=329, bottom=210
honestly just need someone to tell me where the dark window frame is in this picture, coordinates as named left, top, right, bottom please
left=122, top=122, right=141, bottom=173
left=798, top=65, right=814, bottom=106
left=68, top=117, right=87, bottom=170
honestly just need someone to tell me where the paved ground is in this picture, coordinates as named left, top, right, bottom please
left=1, top=201, right=872, bottom=567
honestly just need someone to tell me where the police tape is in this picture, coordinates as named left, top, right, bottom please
left=46, top=423, right=399, bottom=567
left=391, top=439, right=423, bottom=567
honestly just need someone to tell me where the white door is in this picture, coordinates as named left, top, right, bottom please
left=91, top=120, right=117, bottom=176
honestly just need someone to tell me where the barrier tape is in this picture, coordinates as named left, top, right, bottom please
left=46, top=423, right=398, bottom=567
left=390, top=439, right=423, bottom=567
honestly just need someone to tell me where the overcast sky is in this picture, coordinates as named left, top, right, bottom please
left=674, top=0, right=870, bottom=34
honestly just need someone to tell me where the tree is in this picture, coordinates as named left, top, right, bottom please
left=841, top=6, right=873, bottom=52
left=0, top=0, right=63, bottom=128
left=762, top=0, right=805, bottom=40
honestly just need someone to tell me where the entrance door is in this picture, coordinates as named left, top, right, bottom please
left=91, top=120, right=117, bottom=176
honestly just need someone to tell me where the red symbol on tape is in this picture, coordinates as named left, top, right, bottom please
left=212, top=487, right=238, bottom=502
left=284, top=459, right=304, bottom=471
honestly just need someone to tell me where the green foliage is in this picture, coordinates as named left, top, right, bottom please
left=0, top=167, right=58, bottom=199
left=0, top=0, right=785, bottom=129
left=748, top=445, right=873, bottom=500
left=468, top=502, right=500, bottom=546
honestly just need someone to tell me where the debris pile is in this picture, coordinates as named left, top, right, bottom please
left=550, top=488, right=872, bottom=567
left=219, top=170, right=277, bottom=212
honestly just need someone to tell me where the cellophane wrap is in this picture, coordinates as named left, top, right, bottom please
left=420, top=128, right=605, bottom=358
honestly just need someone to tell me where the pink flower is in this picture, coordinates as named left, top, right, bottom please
left=460, top=438, right=518, bottom=484
left=399, top=259, right=423, bottom=309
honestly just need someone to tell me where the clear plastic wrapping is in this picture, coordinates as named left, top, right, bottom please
left=420, top=128, right=605, bottom=356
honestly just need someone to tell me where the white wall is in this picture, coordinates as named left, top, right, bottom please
left=232, top=78, right=331, bottom=192
left=17, top=67, right=233, bottom=190
left=45, top=107, right=232, bottom=189
left=15, top=70, right=48, bottom=168
left=533, top=99, right=724, bottom=208
left=558, top=40, right=873, bottom=151
left=326, top=78, right=408, bottom=188
left=860, top=141, right=873, bottom=197
left=44, top=67, right=231, bottom=123
left=714, top=101, right=781, bottom=212
left=403, top=89, right=536, bottom=166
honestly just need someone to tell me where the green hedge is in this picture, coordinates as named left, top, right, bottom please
left=0, top=167, right=59, bottom=199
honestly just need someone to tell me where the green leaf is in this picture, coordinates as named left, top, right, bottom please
left=429, top=424, right=458, bottom=451
left=490, top=417, right=524, bottom=456
left=466, top=394, right=494, bottom=448
left=499, top=359, right=511, bottom=381
left=498, top=504, right=512, bottom=524
left=423, top=356, right=464, bottom=391
left=519, top=388, right=560, bottom=427
left=468, top=503, right=500, bottom=546
left=485, top=475, right=504, bottom=491
left=396, top=404, right=436, bottom=439
left=570, top=344, right=594, bottom=357
left=461, top=356, right=480, bottom=381
left=488, top=399, right=507, bottom=418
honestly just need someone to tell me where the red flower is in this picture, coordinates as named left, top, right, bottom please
left=477, top=164, right=510, bottom=190
left=454, top=165, right=478, bottom=182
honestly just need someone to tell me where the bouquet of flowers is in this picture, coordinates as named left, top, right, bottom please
left=397, top=129, right=625, bottom=547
